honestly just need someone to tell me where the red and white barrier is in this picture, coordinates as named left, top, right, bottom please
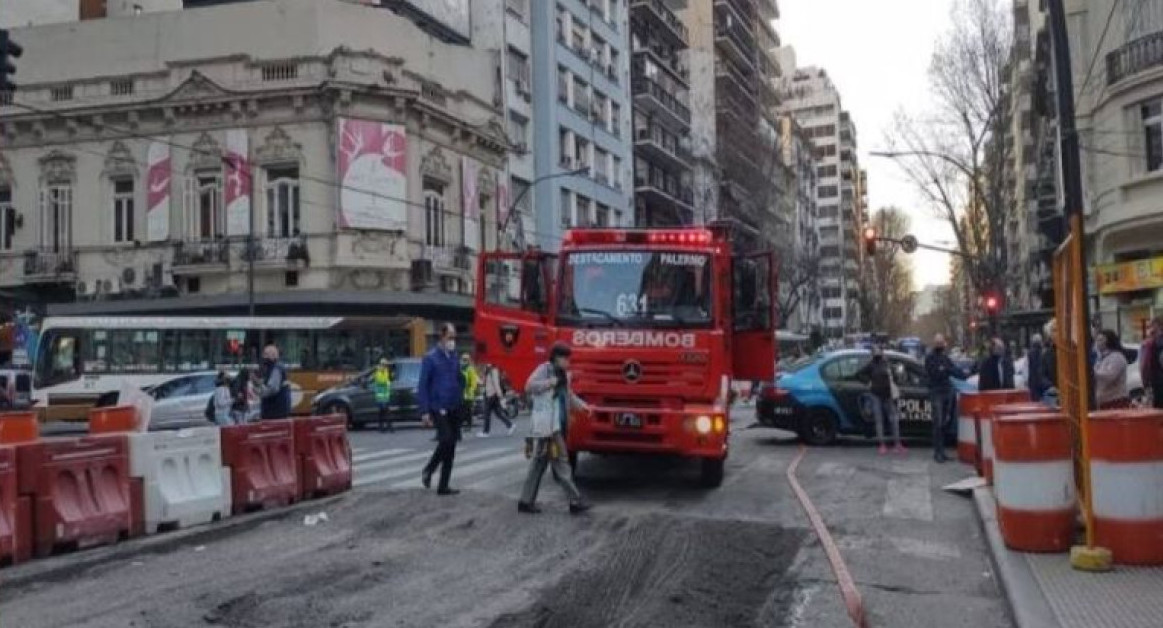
left=957, top=393, right=983, bottom=465
left=993, top=412, right=1075, bottom=552
left=1089, top=409, right=1163, bottom=565
left=978, top=392, right=1035, bottom=484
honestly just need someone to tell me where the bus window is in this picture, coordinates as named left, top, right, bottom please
left=177, top=329, right=212, bottom=371
left=317, top=331, right=360, bottom=370
left=269, top=329, right=312, bottom=370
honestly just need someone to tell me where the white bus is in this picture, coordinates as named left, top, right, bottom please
left=33, top=316, right=421, bottom=421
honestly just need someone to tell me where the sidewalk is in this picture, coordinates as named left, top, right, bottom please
left=973, top=487, right=1163, bottom=628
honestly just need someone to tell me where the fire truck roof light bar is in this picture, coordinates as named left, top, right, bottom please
left=564, top=229, right=714, bottom=246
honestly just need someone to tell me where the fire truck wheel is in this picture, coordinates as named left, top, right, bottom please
left=699, top=457, right=725, bottom=488
left=798, top=409, right=838, bottom=447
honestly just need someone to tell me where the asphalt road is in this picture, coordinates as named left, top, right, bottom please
left=1, top=406, right=1014, bottom=628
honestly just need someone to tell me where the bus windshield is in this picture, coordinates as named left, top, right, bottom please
left=557, top=250, right=713, bottom=327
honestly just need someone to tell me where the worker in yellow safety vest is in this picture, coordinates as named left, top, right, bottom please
left=373, top=358, right=393, bottom=433
left=460, top=352, right=479, bottom=429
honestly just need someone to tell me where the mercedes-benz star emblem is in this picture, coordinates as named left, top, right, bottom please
left=622, top=360, right=643, bottom=383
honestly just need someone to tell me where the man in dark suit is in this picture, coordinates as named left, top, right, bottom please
left=978, top=337, right=1015, bottom=391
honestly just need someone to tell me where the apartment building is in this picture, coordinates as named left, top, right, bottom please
left=630, top=0, right=694, bottom=227
left=0, top=0, right=508, bottom=327
left=778, top=53, right=860, bottom=337
left=530, top=0, right=633, bottom=251
left=779, top=114, right=820, bottom=332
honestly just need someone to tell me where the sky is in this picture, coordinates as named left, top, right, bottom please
left=777, top=0, right=959, bottom=289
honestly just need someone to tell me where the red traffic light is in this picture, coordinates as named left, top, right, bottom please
left=862, top=227, right=876, bottom=241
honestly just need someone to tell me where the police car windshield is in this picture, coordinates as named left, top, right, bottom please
left=558, top=251, right=712, bottom=328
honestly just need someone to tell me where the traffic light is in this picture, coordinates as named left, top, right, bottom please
left=0, top=29, right=22, bottom=94
left=862, top=226, right=877, bottom=256
left=984, top=293, right=1001, bottom=317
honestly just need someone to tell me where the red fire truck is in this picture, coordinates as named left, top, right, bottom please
left=474, top=225, right=777, bottom=487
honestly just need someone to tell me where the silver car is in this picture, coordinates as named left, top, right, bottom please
left=146, top=371, right=258, bottom=429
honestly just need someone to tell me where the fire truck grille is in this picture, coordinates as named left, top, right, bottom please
left=573, top=359, right=706, bottom=388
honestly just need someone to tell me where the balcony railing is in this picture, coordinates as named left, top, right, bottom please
left=635, top=124, right=692, bottom=164
left=632, top=76, right=691, bottom=121
left=172, top=239, right=230, bottom=268
left=1107, top=31, right=1163, bottom=85
left=631, top=0, right=689, bottom=46
left=22, top=248, right=77, bottom=278
left=242, top=235, right=310, bottom=265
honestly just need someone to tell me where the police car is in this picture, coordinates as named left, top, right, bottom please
left=757, top=349, right=973, bottom=446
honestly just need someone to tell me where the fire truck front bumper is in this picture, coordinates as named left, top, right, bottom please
left=568, top=406, right=728, bottom=459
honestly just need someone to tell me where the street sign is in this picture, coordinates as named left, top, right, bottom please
left=900, top=235, right=918, bottom=254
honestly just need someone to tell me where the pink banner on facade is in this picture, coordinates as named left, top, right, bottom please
left=224, top=129, right=251, bottom=237
left=461, top=157, right=479, bottom=219
left=496, top=172, right=510, bottom=230
left=337, top=118, right=407, bottom=231
left=146, top=141, right=170, bottom=242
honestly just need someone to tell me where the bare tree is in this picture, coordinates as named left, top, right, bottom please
left=777, top=248, right=822, bottom=330
left=885, top=0, right=1013, bottom=296
left=857, top=207, right=917, bottom=337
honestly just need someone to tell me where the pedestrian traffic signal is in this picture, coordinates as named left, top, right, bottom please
left=0, top=29, right=22, bottom=94
left=863, top=227, right=877, bottom=256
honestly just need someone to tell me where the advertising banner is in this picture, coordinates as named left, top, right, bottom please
left=146, top=142, right=171, bottom=242
left=337, top=118, right=408, bottom=231
left=224, top=129, right=251, bottom=237
left=462, top=157, right=479, bottom=251
left=1096, top=257, right=1163, bottom=295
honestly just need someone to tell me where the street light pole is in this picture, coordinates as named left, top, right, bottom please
left=498, top=166, right=589, bottom=246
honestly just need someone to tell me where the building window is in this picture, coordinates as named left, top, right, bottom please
left=573, top=77, right=589, bottom=113
left=192, top=175, right=222, bottom=240
left=560, top=188, right=572, bottom=229
left=571, top=19, right=587, bottom=53
left=558, top=65, right=570, bottom=103
left=592, top=91, right=609, bottom=126
left=41, top=184, right=73, bottom=252
left=819, top=204, right=839, bottom=219
left=424, top=180, right=446, bottom=247
left=595, top=203, right=609, bottom=227
left=260, top=62, right=298, bottom=82
left=822, top=287, right=842, bottom=299
left=610, top=102, right=621, bottom=136
left=559, top=127, right=574, bottom=166
left=509, top=111, right=529, bottom=146
left=508, top=46, right=530, bottom=84
left=576, top=195, right=591, bottom=227
left=824, top=307, right=843, bottom=320
left=612, top=156, right=622, bottom=189
left=575, top=137, right=591, bottom=170
left=50, top=85, right=74, bottom=102
left=110, top=79, right=134, bottom=96
left=112, top=178, right=135, bottom=243
left=818, top=185, right=838, bottom=199
left=817, top=164, right=837, bottom=178
left=0, top=187, right=13, bottom=251
left=1143, top=100, right=1163, bottom=172
left=265, top=166, right=300, bottom=238
left=594, top=148, right=609, bottom=184
left=506, top=0, right=526, bottom=20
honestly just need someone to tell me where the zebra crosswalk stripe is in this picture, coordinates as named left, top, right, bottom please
left=388, top=451, right=527, bottom=489
left=353, top=446, right=516, bottom=488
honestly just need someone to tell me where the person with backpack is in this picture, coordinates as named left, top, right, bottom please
left=212, top=371, right=233, bottom=425
left=372, top=358, right=393, bottom=433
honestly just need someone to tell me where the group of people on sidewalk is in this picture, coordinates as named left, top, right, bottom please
left=208, top=344, right=293, bottom=425
left=416, top=323, right=589, bottom=514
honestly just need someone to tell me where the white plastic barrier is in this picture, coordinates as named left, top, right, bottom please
left=128, top=427, right=231, bottom=534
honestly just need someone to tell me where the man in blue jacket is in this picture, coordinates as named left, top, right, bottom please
left=925, top=334, right=968, bottom=463
left=418, top=322, right=465, bottom=495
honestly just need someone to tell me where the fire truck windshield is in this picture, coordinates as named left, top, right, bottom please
left=557, top=250, right=712, bottom=328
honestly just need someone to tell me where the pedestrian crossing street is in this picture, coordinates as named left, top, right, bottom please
left=351, top=440, right=533, bottom=494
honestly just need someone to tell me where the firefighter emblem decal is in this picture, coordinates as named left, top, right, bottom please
left=500, top=325, right=520, bottom=350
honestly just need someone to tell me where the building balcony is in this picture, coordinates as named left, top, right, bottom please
left=22, top=248, right=78, bottom=284
left=421, top=244, right=473, bottom=273
left=634, top=176, right=694, bottom=227
left=635, top=124, right=692, bottom=171
left=630, top=0, right=689, bottom=48
left=631, top=43, right=689, bottom=87
left=241, top=234, right=311, bottom=269
left=632, top=76, right=691, bottom=130
left=714, top=7, right=758, bottom=72
left=715, top=59, right=759, bottom=105
left=1106, top=30, right=1163, bottom=86
left=170, top=238, right=229, bottom=273
left=716, top=0, right=757, bottom=25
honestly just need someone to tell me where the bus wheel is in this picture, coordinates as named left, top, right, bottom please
left=699, top=457, right=725, bottom=488
left=799, top=410, right=838, bottom=447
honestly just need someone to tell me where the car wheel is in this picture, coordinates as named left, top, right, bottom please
left=699, top=457, right=725, bottom=488
left=798, top=409, right=839, bottom=446
left=324, top=402, right=356, bottom=429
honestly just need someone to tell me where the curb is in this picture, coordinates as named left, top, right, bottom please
left=972, top=487, right=1062, bottom=628
left=0, top=493, right=347, bottom=592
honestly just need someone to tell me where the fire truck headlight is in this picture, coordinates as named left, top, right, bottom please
left=695, top=415, right=712, bottom=434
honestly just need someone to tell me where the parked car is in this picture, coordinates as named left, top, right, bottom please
left=0, top=368, right=33, bottom=410
left=756, top=349, right=974, bottom=446
left=312, top=358, right=422, bottom=428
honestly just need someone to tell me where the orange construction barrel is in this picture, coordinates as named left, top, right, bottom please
left=957, top=392, right=984, bottom=465
left=1089, top=409, right=1163, bottom=565
left=978, top=391, right=1034, bottom=483
left=994, top=412, right=1076, bottom=552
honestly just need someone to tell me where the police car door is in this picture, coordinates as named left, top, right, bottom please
left=890, top=357, right=933, bottom=431
left=820, top=354, right=872, bottom=431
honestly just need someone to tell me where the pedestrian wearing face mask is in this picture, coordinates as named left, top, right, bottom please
left=257, top=344, right=292, bottom=420
left=418, top=323, right=465, bottom=496
left=978, top=337, right=1015, bottom=391
left=1094, top=329, right=1130, bottom=410
left=857, top=345, right=905, bottom=455
left=925, top=334, right=968, bottom=463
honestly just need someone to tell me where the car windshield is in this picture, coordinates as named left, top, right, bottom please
left=780, top=355, right=820, bottom=374
left=557, top=250, right=712, bottom=327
